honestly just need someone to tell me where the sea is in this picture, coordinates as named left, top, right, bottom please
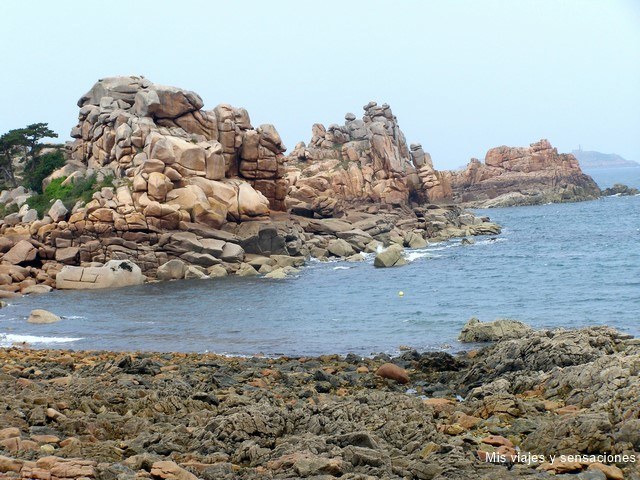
left=1, top=167, right=638, bottom=356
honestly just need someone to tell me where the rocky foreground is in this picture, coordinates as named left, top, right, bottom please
left=0, top=326, right=638, bottom=479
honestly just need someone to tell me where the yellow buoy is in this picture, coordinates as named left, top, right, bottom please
left=398, top=291, right=404, bottom=297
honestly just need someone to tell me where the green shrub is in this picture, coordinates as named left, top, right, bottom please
left=23, top=150, right=66, bottom=193
left=26, top=174, right=115, bottom=217
left=25, top=193, right=51, bottom=217
left=0, top=202, right=19, bottom=218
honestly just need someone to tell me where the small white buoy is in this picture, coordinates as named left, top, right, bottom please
left=398, top=291, right=404, bottom=297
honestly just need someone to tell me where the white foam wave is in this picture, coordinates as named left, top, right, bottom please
left=333, top=266, right=351, bottom=270
left=405, top=251, right=430, bottom=262
left=63, top=315, right=86, bottom=320
left=0, top=333, right=83, bottom=347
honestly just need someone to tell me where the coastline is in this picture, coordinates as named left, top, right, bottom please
left=0, top=325, right=638, bottom=479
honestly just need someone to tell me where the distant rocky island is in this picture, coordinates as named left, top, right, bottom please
left=572, top=149, right=640, bottom=169
left=0, top=76, right=604, bottom=293
left=442, top=141, right=601, bottom=208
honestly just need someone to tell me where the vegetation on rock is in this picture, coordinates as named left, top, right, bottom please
left=26, top=174, right=114, bottom=217
left=0, top=123, right=59, bottom=188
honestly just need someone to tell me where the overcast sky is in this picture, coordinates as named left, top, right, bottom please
left=1, top=0, right=638, bottom=169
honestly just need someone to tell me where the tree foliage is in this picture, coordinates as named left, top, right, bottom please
left=0, top=123, right=58, bottom=188
left=23, top=150, right=66, bottom=193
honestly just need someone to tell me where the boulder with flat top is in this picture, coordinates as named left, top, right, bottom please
left=56, top=260, right=144, bottom=290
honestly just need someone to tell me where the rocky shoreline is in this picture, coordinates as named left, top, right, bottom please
left=0, top=75, right=604, bottom=296
left=0, top=76, right=504, bottom=296
left=0, top=325, right=638, bottom=479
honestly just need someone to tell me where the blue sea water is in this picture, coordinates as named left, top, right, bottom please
left=1, top=168, right=638, bottom=356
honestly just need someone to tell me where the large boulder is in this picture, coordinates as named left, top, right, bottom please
left=327, top=239, right=355, bottom=257
left=237, top=183, right=270, bottom=219
left=27, top=309, right=61, bottom=324
left=56, top=260, right=144, bottom=290
left=2, top=240, right=37, bottom=265
left=48, top=200, right=68, bottom=222
left=458, top=317, right=533, bottom=342
left=373, top=244, right=407, bottom=268
left=220, top=243, right=245, bottom=263
left=156, top=259, right=187, bottom=281
left=133, top=84, right=203, bottom=119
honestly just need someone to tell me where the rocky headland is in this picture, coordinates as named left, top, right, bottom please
left=0, top=325, right=638, bottom=479
left=572, top=150, right=640, bottom=169
left=0, top=77, right=501, bottom=296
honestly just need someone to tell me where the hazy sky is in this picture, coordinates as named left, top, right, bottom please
left=1, top=0, right=638, bottom=169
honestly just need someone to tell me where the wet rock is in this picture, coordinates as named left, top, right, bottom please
left=373, top=244, right=406, bottom=268
left=375, top=363, right=409, bottom=384
left=236, top=263, right=258, bottom=276
left=458, top=317, right=533, bottom=342
left=27, top=309, right=61, bottom=324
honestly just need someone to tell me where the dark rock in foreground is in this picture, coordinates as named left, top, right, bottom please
left=0, top=326, right=637, bottom=479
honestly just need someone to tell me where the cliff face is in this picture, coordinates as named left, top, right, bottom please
left=446, top=140, right=601, bottom=207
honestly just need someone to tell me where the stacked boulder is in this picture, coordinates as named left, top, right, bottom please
left=0, top=76, right=301, bottom=291
left=410, top=143, right=453, bottom=202
left=287, top=102, right=427, bottom=217
left=69, top=76, right=287, bottom=220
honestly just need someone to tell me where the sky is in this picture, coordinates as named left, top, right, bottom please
left=0, top=0, right=638, bottom=169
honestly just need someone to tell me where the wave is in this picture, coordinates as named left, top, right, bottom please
left=0, top=333, right=83, bottom=347
left=333, top=266, right=352, bottom=270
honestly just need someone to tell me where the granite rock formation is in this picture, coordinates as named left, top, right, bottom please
left=69, top=75, right=287, bottom=217
left=0, top=82, right=503, bottom=294
left=446, top=139, right=601, bottom=207
left=286, top=102, right=451, bottom=217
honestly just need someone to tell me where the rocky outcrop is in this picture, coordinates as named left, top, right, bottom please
left=0, top=326, right=637, bottom=479
left=286, top=109, right=596, bottom=212
left=446, top=139, right=601, bottom=207
left=602, top=184, right=639, bottom=196
left=286, top=102, right=424, bottom=217
left=0, top=77, right=301, bottom=291
left=69, top=75, right=287, bottom=217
